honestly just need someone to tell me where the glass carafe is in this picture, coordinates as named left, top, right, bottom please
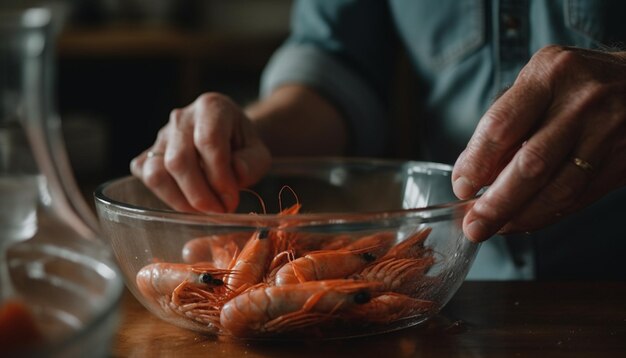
left=0, top=5, right=123, bottom=357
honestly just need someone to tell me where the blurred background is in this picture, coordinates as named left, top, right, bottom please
left=54, top=0, right=293, bottom=192
left=46, top=0, right=416, bottom=198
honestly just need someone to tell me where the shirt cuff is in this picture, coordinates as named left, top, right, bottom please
left=260, top=44, right=387, bottom=156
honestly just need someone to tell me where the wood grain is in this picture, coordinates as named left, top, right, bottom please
left=112, top=281, right=626, bottom=357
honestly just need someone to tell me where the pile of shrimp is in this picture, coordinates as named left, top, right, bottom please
left=136, top=189, right=438, bottom=339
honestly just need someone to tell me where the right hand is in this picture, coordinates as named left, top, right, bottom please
left=130, top=93, right=271, bottom=213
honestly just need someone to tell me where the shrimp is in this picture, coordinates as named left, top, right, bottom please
left=344, top=231, right=396, bottom=251
left=382, top=227, right=432, bottom=260
left=136, top=261, right=234, bottom=332
left=274, top=232, right=396, bottom=286
left=274, top=247, right=380, bottom=286
left=345, top=292, right=434, bottom=324
left=224, top=202, right=302, bottom=289
left=271, top=202, right=302, bottom=253
left=182, top=234, right=244, bottom=268
left=311, top=233, right=354, bottom=251
left=220, top=279, right=381, bottom=338
left=356, top=256, right=435, bottom=293
left=224, top=228, right=273, bottom=290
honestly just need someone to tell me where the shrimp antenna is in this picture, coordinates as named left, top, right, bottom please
left=278, top=185, right=299, bottom=212
left=240, top=188, right=267, bottom=214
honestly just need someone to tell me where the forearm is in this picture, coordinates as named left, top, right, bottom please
left=245, top=84, right=349, bottom=156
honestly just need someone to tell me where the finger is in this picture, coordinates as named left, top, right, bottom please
left=193, top=94, right=242, bottom=212
left=232, top=142, right=271, bottom=188
left=130, top=127, right=169, bottom=177
left=500, top=114, right=624, bottom=233
left=462, top=106, right=584, bottom=241
left=455, top=140, right=521, bottom=189
left=578, top=149, right=626, bottom=208
left=452, top=62, right=552, bottom=199
left=166, top=108, right=227, bottom=213
left=130, top=131, right=197, bottom=212
left=130, top=150, right=149, bottom=177
left=498, top=156, right=595, bottom=233
left=140, top=150, right=197, bottom=212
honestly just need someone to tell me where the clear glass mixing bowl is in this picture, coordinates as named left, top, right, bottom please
left=94, top=158, right=480, bottom=339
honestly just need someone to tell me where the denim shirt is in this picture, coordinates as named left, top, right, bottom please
left=260, top=0, right=626, bottom=280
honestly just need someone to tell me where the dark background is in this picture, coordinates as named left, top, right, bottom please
left=57, top=0, right=292, bottom=192
left=55, top=0, right=417, bottom=195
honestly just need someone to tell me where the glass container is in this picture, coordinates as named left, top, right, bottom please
left=95, top=158, right=480, bottom=340
left=0, top=4, right=123, bottom=356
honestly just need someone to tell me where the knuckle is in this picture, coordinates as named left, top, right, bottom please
left=543, top=179, right=578, bottom=208
left=196, top=92, right=232, bottom=109
left=163, top=153, right=187, bottom=174
left=516, top=146, right=550, bottom=180
left=194, top=128, right=220, bottom=149
left=479, top=110, right=515, bottom=146
left=545, top=48, right=580, bottom=79
left=521, top=45, right=575, bottom=84
left=143, top=169, right=168, bottom=188
left=536, top=44, right=567, bottom=58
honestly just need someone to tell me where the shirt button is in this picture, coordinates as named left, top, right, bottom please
left=501, top=13, right=520, bottom=38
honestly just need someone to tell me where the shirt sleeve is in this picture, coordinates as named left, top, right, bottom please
left=259, top=0, right=395, bottom=156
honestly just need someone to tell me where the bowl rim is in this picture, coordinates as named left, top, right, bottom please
left=94, top=157, right=478, bottom=226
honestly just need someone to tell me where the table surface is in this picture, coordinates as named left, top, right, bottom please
left=111, top=281, right=626, bottom=357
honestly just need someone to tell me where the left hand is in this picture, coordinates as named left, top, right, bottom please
left=451, top=45, right=626, bottom=242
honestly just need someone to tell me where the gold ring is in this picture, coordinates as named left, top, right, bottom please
left=147, top=150, right=164, bottom=159
left=571, top=157, right=594, bottom=174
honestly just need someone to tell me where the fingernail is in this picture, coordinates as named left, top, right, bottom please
left=466, top=219, right=489, bottom=242
left=453, top=176, right=476, bottom=199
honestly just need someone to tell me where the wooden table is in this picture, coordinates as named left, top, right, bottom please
left=112, top=281, right=626, bottom=357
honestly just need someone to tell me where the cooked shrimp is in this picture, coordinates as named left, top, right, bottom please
left=310, top=233, right=354, bottom=251
left=356, top=256, right=435, bottom=293
left=220, top=279, right=381, bottom=338
left=275, top=232, right=395, bottom=286
left=274, top=248, right=376, bottom=286
left=382, top=227, right=432, bottom=260
left=344, top=231, right=396, bottom=251
left=271, top=203, right=302, bottom=253
left=182, top=235, right=241, bottom=268
left=265, top=249, right=295, bottom=284
left=345, top=292, right=434, bottom=324
left=136, top=262, right=231, bottom=302
left=224, top=229, right=273, bottom=290
left=136, top=262, right=234, bottom=332
left=224, top=203, right=302, bottom=289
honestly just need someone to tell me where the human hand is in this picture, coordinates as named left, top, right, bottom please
left=130, top=93, right=271, bottom=213
left=452, top=45, right=626, bottom=242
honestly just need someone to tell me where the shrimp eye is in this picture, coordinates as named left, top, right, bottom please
left=211, top=278, right=224, bottom=286
left=199, top=273, right=213, bottom=284
left=361, top=253, right=376, bottom=262
left=353, top=291, right=371, bottom=304
left=258, top=228, right=269, bottom=239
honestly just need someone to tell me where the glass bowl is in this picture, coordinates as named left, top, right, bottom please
left=94, top=158, right=479, bottom=339
left=4, top=232, right=124, bottom=356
